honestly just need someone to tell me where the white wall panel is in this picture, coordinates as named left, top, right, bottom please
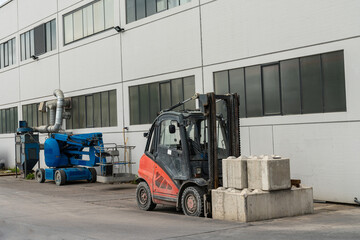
left=18, top=0, right=57, bottom=29
left=58, top=0, right=84, bottom=11
left=19, top=55, right=59, bottom=100
left=122, top=7, right=202, bottom=81
left=0, top=0, right=17, bottom=40
left=0, top=136, right=15, bottom=168
left=0, top=69, right=19, bottom=104
left=201, top=0, right=360, bottom=65
left=274, top=122, right=360, bottom=204
left=240, top=126, right=250, bottom=156
left=249, top=126, right=273, bottom=156
left=60, top=36, right=121, bottom=92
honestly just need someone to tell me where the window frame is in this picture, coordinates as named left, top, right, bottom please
left=213, top=50, right=346, bottom=118
left=63, top=0, right=114, bottom=46
left=129, top=76, right=196, bottom=125
left=66, top=89, right=117, bottom=130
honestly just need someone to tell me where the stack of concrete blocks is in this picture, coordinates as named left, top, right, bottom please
left=213, top=155, right=314, bottom=222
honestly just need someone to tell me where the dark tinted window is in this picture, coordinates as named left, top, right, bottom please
left=34, top=24, right=46, bottom=56
left=280, top=59, right=301, bottom=115
left=130, top=76, right=196, bottom=125
left=245, top=66, right=263, bottom=117
left=262, top=64, right=281, bottom=115
left=300, top=55, right=323, bottom=114
left=214, top=50, right=346, bottom=118
left=322, top=51, right=346, bottom=112
left=229, top=68, right=246, bottom=118
left=0, top=107, right=18, bottom=134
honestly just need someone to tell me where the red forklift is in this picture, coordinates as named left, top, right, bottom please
left=136, top=92, right=240, bottom=217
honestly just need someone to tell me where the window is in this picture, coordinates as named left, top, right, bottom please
left=0, top=38, right=16, bottom=69
left=214, top=50, right=346, bottom=118
left=66, top=90, right=117, bottom=129
left=63, top=0, right=114, bottom=45
left=159, top=120, right=180, bottom=147
left=20, top=19, right=56, bottom=61
left=126, top=0, right=192, bottom=23
left=0, top=107, right=18, bottom=134
left=129, top=76, right=195, bottom=125
left=22, top=103, right=49, bottom=128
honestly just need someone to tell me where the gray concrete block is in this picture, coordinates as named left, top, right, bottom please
left=212, top=186, right=313, bottom=222
left=247, top=155, right=291, bottom=191
left=222, top=156, right=248, bottom=189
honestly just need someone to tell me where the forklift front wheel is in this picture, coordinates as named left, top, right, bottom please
left=136, top=182, right=156, bottom=211
left=55, top=170, right=66, bottom=186
left=35, top=168, right=45, bottom=183
left=181, top=186, right=205, bottom=217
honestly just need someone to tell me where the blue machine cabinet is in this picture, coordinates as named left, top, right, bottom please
left=15, top=121, right=40, bottom=178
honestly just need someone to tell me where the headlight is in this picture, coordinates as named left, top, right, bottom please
left=196, top=167, right=201, bottom=175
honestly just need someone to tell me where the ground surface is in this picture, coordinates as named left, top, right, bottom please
left=0, top=176, right=359, bottom=240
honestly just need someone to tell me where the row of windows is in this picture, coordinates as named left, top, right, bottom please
left=3, top=0, right=189, bottom=60
left=66, top=90, right=117, bottom=129
left=0, top=90, right=117, bottom=134
left=0, top=107, right=18, bottom=134
left=22, top=103, right=49, bottom=128
left=129, top=76, right=195, bottom=125
left=20, top=19, right=56, bottom=61
left=126, top=0, right=191, bottom=23
left=214, top=51, right=346, bottom=118
left=64, top=0, right=114, bottom=44
left=0, top=38, right=16, bottom=69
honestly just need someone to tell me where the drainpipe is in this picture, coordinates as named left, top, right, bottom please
left=34, top=89, right=65, bottom=133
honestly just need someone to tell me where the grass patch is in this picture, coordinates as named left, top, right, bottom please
left=8, top=167, right=19, bottom=173
left=26, top=173, right=35, bottom=180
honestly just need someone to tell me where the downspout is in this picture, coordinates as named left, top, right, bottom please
left=34, top=89, right=65, bottom=133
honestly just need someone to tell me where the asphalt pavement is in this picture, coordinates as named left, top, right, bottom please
left=0, top=176, right=359, bottom=240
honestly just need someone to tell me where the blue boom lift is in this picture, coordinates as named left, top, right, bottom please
left=37, top=132, right=106, bottom=185
left=15, top=89, right=109, bottom=185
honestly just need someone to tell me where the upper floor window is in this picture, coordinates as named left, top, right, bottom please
left=126, top=0, right=192, bottom=23
left=0, top=38, right=16, bottom=69
left=63, top=0, right=114, bottom=45
left=129, top=76, right=195, bottom=125
left=214, top=50, right=346, bottom=118
left=0, top=106, right=18, bottom=134
left=20, top=19, right=56, bottom=61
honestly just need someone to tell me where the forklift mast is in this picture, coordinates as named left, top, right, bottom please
left=164, top=92, right=241, bottom=190
left=197, top=93, right=240, bottom=190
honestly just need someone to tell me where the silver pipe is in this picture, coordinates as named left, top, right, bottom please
left=34, top=89, right=65, bottom=133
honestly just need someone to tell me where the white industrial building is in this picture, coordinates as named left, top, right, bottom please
left=0, top=0, right=359, bottom=204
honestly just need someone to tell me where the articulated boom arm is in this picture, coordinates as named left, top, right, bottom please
left=45, top=133, right=106, bottom=168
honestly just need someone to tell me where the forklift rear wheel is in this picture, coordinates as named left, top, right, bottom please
left=55, top=170, right=66, bottom=186
left=136, top=182, right=156, bottom=211
left=35, top=168, right=45, bottom=183
left=88, top=168, right=97, bottom=183
left=181, top=186, right=205, bottom=217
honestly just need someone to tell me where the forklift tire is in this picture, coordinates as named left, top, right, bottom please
left=55, top=170, right=66, bottom=186
left=181, top=186, right=205, bottom=217
left=35, top=168, right=45, bottom=183
left=136, top=182, right=156, bottom=211
left=88, top=168, right=97, bottom=183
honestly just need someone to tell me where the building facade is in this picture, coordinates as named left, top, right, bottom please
left=0, top=0, right=359, bottom=204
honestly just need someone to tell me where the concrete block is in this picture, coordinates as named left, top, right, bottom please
left=247, top=155, right=291, bottom=191
left=212, top=186, right=313, bottom=222
left=222, top=156, right=248, bottom=189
